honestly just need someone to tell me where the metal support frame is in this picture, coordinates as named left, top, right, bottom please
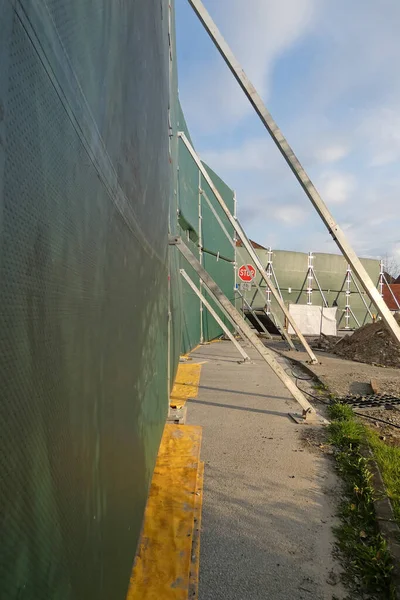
left=199, top=187, right=291, bottom=347
left=379, top=260, right=400, bottom=311
left=342, top=265, right=360, bottom=329
left=307, top=253, right=314, bottom=305
left=296, top=252, right=328, bottom=308
left=344, top=267, right=353, bottom=329
left=350, top=271, right=374, bottom=323
left=179, top=131, right=317, bottom=363
left=187, top=0, right=400, bottom=348
left=171, top=235, right=318, bottom=418
left=250, top=247, right=284, bottom=315
left=180, top=268, right=250, bottom=361
left=335, top=265, right=365, bottom=330
left=265, top=247, right=281, bottom=314
left=235, top=287, right=272, bottom=338
left=379, top=260, right=385, bottom=299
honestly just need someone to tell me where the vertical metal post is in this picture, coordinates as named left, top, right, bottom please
left=187, top=0, right=400, bottom=348
left=266, top=247, right=273, bottom=315
left=251, top=250, right=284, bottom=308
left=345, top=265, right=351, bottom=330
left=379, top=260, right=384, bottom=298
left=307, top=253, right=314, bottom=306
left=198, top=170, right=204, bottom=343
left=167, top=0, right=173, bottom=400
left=319, top=306, right=324, bottom=339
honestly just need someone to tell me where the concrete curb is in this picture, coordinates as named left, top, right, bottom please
left=365, top=447, right=400, bottom=600
left=272, top=345, right=400, bottom=598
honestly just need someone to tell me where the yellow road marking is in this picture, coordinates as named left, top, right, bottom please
left=188, top=461, right=204, bottom=599
left=126, top=425, right=203, bottom=600
left=170, top=363, right=202, bottom=408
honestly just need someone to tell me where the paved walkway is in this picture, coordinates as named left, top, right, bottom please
left=187, top=341, right=345, bottom=600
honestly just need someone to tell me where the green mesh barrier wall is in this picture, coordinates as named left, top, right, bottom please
left=176, top=107, right=235, bottom=354
left=240, top=247, right=380, bottom=328
left=0, top=1, right=236, bottom=598
left=201, top=164, right=235, bottom=341
left=0, top=2, right=171, bottom=599
left=202, top=252, right=236, bottom=342
left=168, top=0, right=183, bottom=387
left=180, top=237, right=202, bottom=354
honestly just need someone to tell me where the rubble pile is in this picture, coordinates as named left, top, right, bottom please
left=333, top=315, right=400, bottom=368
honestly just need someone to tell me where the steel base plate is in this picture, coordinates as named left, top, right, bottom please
left=289, top=412, right=330, bottom=426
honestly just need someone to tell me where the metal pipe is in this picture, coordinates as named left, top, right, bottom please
left=236, top=287, right=272, bottom=338
left=381, top=272, right=400, bottom=311
left=198, top=170, right=204, bottom=344
left=349, top=269, right=374, bottom=320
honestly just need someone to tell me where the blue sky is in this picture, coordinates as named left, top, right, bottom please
left=175, top=0, right=400, bottom=263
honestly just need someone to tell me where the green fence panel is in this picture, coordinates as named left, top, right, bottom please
left=0, top=2, right=171, bottom=599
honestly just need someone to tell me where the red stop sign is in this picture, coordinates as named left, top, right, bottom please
left=238, top=264, right=256, bottom=282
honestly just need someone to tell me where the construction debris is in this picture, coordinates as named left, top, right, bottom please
left=309, top=333, right=342, bottom=352
left=333, top=315, right=400, bottom=368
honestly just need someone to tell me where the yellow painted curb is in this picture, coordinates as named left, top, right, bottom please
left=127, top=425, right=203, bottom=600
left=170, top=363, right=202, bottom=408
left=188, top=461, right=204, bottom=599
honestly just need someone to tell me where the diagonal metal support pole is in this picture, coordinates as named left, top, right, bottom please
left=180, top=268, right=250, bottom=362
left=179, top=131, right=317, bottom=363
left=382, top=272, right=400, bottom=311
left=199, top=187, right=290, bottom=346
left=171, top=236, right=320, bottom=419
left=235, top=287, right=272, bottom=339
left=187, top=0, right=400, bottom=348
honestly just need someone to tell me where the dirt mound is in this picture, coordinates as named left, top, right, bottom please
left=333, top=315, right=400, bottom=368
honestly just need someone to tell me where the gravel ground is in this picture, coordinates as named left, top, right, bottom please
left=355, top=407, right=400, bottom=447
left=267, top=340, right=400, bottom=397
left=268, top=340, right=400, bottom=446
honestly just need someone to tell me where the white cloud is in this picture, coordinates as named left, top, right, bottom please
left=202, top=139, right=267, bottom=172
left=309, top=1, right=400, bottom=111
left=273, top=205, right=308, bottom=225
left=318, top=172, right=356, bottom=205
left=358, top=108, right=400, bottom=167
left=202, top=138, right=284, bottom=174
left=178, top=0, right=319, bottom=131
left=317, top=144, right=349, bottom=164
left=177, top=0, right=400, bottom=258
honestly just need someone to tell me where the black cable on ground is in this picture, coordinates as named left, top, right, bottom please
left=353, top=411, right=400, bottom=430
left=295, top=382, right=330, bottom=405
left=284, top=367, right=314, bottom=381
left=283, top=359, right=400, bottom=430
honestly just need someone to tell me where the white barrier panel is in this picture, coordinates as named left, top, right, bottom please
left=288, top=305, right=337, bottom=336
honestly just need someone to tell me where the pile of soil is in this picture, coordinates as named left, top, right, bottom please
left=333, top=315, right=400, bottom=368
